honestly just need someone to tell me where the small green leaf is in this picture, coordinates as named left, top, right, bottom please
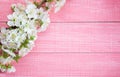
left=20, top=39, right=29, bottom=48
left=10, top=48, right=16, bottom=52
left=45, top=6, right=49, bottom=10
left=34, top=1, right=40, bottom=7
left=39, top=20, right=43, bottom=26
left=1, top=65, right=6, bottom=69
left=13, top=55, right=21, bottom=62
left=47, top=0, right=53, bottom=2
left=7, top=64, right=12, bottom=68
left=30, top=36, right=35, bottom=40
left=2, top=52, right=9, bottom=58
left=35, top=19, right=43, bottom=26
left=0, top=45, right=2, bottom=49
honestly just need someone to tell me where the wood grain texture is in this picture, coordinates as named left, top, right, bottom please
left=1, top=23, right=120, bottom=53
left=0, top=0, right=120, bottom=77
left=0, top=0, right=120, bottom=22
left=36, top=23, right=120, bottom=53
left=0, top=23, right=120, bottom=53
left=0, top=52, right=120, bottom=77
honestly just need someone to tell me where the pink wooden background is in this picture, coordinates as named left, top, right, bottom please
left=0, top=0, right=120, bottom=77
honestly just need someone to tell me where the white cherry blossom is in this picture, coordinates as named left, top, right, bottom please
left=25, top=4, right=38, bottom=19
left=0, top=56, right=13, bottom=64
left=55, top=0, right=66, bottom=13
left=7, top=66, right=16, bottom=73
left=0, top=0, right=66, bottom=73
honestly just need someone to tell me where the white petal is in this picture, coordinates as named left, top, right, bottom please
left=7, top=66, right=16, bottom=73
left=1, top=27, right=6, bottom=33
left=27, top=4, right=36, bottom=9
left=2, top=46, right=16, bottom=57
left=7, top=15, right=13, bottom=20
left=0, top=57, right=13, bottom=64
left=38, top=23, right=48, bottom=32
left=7, top=21, right=14, bottom=26
left=19, top=48, right=30, bottom=57
left=55, top=0, right=66, bottom=13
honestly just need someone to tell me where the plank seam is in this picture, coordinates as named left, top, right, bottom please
left=29, top=52, right=120, bottom=54
left=1, top=21, right=120, bottom=23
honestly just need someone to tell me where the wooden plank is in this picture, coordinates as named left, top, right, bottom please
left=0, top=52, right=120, bottom=77
left=36, top=23, right=120, bottom=53
left=0, top=23, right=120, bottom=53
left=0, top=0, right=120, bottom=22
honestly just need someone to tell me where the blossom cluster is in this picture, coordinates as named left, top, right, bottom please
left=0, top=0, right=65, bottom=73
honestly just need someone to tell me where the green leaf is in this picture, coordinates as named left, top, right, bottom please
left=2, top=52, right=9, bottom=58
left=35, top=19, right=43, bottom=26
left=23, top=40, right=29, bottom=48
left=39, top=20, right=43, bottom=26
left=0, top=45, right=2, bottom=49
left=13, top=55, right=21, bottom=62
left=20, top=39, right=29, bottom=48
left=30, top=36, right=35, bottom=40
left=10, top=48, right=16, bottom=52
left=1, top=65, right=6, bottom=69
left=45, top=6, right=49, bottom=10
left=34, top=1, right=40, bottom=7
left=47, top=0, right=53, bottom=2
left=7, top=64, right=12, bottom=68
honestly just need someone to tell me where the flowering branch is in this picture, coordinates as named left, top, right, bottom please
left=0, top=0, right=66, bottom=73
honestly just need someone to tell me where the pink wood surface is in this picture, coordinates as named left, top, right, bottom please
left=0, top=53, right=120, bottom=77
left=35, top=23, right=120, bottom=53
left=0, top=0, right=120, bottom=77
left=0, top=0, right=120, bottom=22
left=1, top=23, right=120, bottom=53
